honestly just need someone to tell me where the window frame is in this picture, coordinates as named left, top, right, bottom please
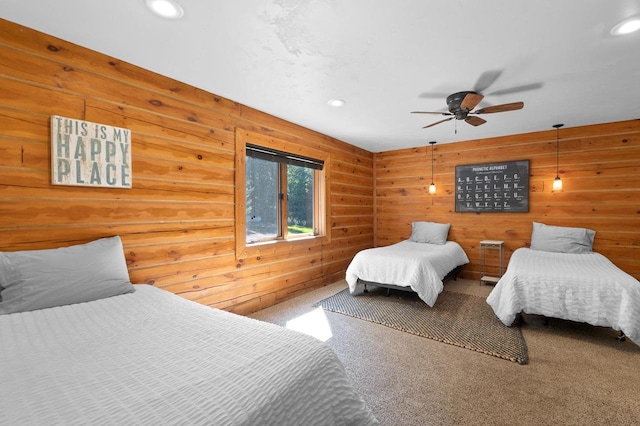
left=235, top=129, right=330, bottom=260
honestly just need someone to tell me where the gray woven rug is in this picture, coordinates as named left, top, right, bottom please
left=314, top=287, right=528, bottom=364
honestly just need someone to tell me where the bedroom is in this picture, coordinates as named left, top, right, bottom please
left=1, top=1, right=639, bottom=425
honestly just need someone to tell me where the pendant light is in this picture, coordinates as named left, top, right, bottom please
left=428, top=141, right=437, bottom=195
left=552, top=124, right=564, bottom=191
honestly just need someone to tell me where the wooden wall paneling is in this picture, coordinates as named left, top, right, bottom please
left=3, top=18, right=635, bottom=315
left=0, top=18, right=375, bottom=315
left=374, top=120, right=640, bottom=281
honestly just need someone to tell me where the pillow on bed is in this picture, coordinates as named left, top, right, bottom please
left=0, top=236, right=134, bottom=314
left=409, top=221, right=451, bottom=245
left=530, top=222, right=595, bottom=254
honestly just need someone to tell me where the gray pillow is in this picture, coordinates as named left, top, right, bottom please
left=0, top=236, right=134, bottom=314
left=530, top=222, right=595, bottom=254
left=409, top=221, right=451, bottom=245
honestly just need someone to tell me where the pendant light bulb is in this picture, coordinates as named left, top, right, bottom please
left=429, top=182, right=437, bottom=195
left=553, top=176, right=563, bottom=191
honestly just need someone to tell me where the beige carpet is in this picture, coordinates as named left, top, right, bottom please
left=250, top=279, right=640, bottom=426
left=314, top=286, right=528, bottom=364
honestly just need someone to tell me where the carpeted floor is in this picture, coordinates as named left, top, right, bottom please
left=250, top=279, right=640, bottom=426
left=314, top=286, right=528, bottom=364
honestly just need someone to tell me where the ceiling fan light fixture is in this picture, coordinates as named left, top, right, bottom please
left=610, top=18, right=640, bottom=36
left=412, top=90, right=524, bottom=131
left=145, top=0, right=184, bottom=19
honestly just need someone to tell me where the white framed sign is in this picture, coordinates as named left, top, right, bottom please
left=51, top=115, right=132, bottom=188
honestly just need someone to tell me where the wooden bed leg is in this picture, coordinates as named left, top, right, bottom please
left=617, top=331, right=626, bottom=342
left=386, top=288, right=391, bottom=297
left=363, top=283, right=368, bottom=293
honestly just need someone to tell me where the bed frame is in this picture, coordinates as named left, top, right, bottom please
left=516, top=312, right=628, bottom=342
left=358, top=265, right=463, bottom=296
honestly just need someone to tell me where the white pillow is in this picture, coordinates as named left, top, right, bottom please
left=409, top=221, right=451, bottom=245
left=530, top=222, right=595, bottom=254
left=0, top=236, right=134, bottom=314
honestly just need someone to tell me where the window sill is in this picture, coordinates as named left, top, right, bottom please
left=238, top=235, right=324, bottom=261
left=246, top=234, right=319, bottom=247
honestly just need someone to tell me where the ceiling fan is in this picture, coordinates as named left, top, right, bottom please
left=411, top=91, right=524, bottom=129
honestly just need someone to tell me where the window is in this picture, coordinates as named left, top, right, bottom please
left=245, top=144, right=322, bottom=243
left=235, top=130, right=330, bottom=257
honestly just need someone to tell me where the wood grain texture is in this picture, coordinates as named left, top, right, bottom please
left=374, top=121, right=640, bottom=280
left=0, top=19, right=374, bottom=315
left=1, top=18, right=637, bottom=317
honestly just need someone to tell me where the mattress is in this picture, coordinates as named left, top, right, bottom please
left=345, top=240, right=469, bottom=307
left=0, top=284, right=378, bottom=425
left=486, top=248, right=640, bottom=344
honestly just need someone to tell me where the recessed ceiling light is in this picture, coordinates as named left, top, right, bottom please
left=610, top=17, right=640, bottom=36
left=145, top=0, right=184, bottom=19
left=327, top=99, right=346, bottom=107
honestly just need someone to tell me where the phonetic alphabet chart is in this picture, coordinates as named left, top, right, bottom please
left=455, top=160, right=529, bottom=212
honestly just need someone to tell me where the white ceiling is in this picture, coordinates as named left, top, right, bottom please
left=2, top=0, right=640, bottom=152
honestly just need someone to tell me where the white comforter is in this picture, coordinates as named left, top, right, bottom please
left=0, top=285, right=378, bottom=426
left=345, top=240, right=469, bottom=307
left=487, top=248, right=640, bottom=344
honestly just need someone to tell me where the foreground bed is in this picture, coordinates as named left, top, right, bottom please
left=0, top=237, right=378, bottom=426
left=346, top=226, right=469, bottom=307
left=487, top=223, right=640, bottom=345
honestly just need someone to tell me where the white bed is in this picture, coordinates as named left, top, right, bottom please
left=0, top=237, right=378, bottom=426
left=346, top=240, right=469, bottom=307
left=487, top=247, right=640, bottom=345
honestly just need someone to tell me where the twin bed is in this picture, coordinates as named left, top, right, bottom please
left=487, top=222, right=640, bottom=344
left=346, top=221, right=469, bottom=307
left=346, top=221, right=640, bottom=346
left=0, top=237, right=378, bottom=425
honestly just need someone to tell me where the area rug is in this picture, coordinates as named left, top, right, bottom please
left=314, top=287, right=528, bottom=364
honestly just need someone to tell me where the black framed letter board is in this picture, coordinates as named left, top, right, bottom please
left=455, top=160, right=529, bottom=213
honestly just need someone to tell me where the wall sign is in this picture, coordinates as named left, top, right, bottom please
left=51, top=115, right=132, bottom=188
left=455, top=160, right=529, bottom=213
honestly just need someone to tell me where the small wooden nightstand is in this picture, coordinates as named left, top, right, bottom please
left=480, top=240, right=504, bottom=285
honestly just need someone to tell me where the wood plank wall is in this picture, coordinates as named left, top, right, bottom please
left=374, top=120, right=640, bottom=281
left=0, top=19, right=373, bottom=315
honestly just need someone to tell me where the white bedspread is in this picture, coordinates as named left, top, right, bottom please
left=487, top=248, right=640, bottom=344
left=0, top=285, right=378, bottom=426
left=345, top=240, right=469, bottom=307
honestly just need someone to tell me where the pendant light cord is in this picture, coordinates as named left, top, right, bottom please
left=553, top=124, right=564, bottom=177
left=428, top=141, right=437, bottom=200
left=428, top=141, right=436, bottom=185
left=556, top=127, right=560, bottom=177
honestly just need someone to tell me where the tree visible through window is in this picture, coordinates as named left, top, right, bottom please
left=245, top=145, right=321, bottom=244
left=287, top=164, right=314, bottom=235
left=246, top=156, right=279, bottom=241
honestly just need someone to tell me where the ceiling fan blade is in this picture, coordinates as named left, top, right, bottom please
left=465, top=116, right=486, bottom=126
left=486, top=83, right=542, bottom=96
left=460, top=93, right=484, bottom=110
left=473, top=70, right=503, bottom=93
left=411, top=111, right=452, bottom=115
left=474, top=102, right=524, bottom=114
left=422, top=117, right=454, bottom=129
